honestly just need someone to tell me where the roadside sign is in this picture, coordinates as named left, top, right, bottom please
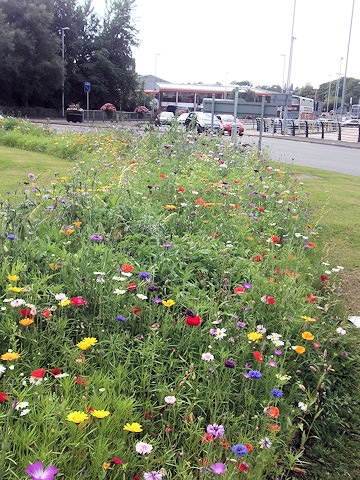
left=84, top=82, right=91, bottom=93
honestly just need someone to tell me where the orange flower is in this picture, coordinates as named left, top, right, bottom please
left=268, top=406, right=280, bottom=419
left=19, top=318, right=33, bottom=326
left=73, top=221, right=82, bottom=227
left=200, top=433, right=213, bottom=443
left=268, top=423, right=281, bottom=432
left=1, top=352, right=20, bottom=361
left=293, top=345, right=306, bottom=354
left=302, top=331, right=314, bottom=341
left=195, top=198, right=205, bottom=205
left=159, top=173, right=166, bottom=179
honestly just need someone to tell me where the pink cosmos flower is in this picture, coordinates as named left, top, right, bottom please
left=210, top=462, right=226, bottom=474
left=164, top=395, right=176, bottom=404
left=135, top=441, right=153, bottom=454
left=25, top=461, right=58, bottom=480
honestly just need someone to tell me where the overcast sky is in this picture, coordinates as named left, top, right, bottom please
left=92, top=0, right=359, bottom=89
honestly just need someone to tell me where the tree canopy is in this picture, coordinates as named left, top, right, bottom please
left=0, top=0, right=140, bottom=110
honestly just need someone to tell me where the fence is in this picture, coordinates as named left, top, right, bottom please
left=82, top=110, right=152, bottom=123
left=256, top=118, right=360, bottom=143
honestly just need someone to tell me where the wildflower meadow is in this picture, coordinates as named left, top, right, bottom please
left=0, top=118, right=358, bottom=479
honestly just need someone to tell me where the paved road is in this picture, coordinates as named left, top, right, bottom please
left=242, top=133, right=360, bottom=178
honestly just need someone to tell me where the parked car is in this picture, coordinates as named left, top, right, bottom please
left=176, top=112, right=190, bottom=124
left=216, top=114, right=244, bottom=136
left=184, top=112, right=223, bottom=134
left=154, top=111, right=175, bottom=126
left=341, top=118, right=360, bottom=127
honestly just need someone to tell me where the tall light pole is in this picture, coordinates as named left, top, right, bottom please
left=340, top=0, right=355, bottom=121
left=61, top=27, right=69, bottom=117
left=333, top=57, right=343, bottom=120
left=282, top=0, right=296, bottom=135
left=280, top=54, right=286, bottom=92
left=326, top=76, right=333, bottom=114
left=151, top=53, right=160, bottom=116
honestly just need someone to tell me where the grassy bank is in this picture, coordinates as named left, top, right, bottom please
left=0, top=119, right=359, bottom=479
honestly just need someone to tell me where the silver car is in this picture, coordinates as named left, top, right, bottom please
left=184, top=112, right=223, bottom=133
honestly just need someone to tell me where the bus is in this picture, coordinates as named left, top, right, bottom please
left=287, top=95, right=314, bottom=121
left=350, top=104, right=360, bottom=119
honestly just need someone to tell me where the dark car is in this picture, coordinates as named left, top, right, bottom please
left=184, top=112, right=223, bottom=134
left=216, top=114, right=244, bottom=136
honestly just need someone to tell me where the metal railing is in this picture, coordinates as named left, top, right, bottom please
left=82, top=110, right=152, bottom=123
left=256, top=118, right=360, bottom=143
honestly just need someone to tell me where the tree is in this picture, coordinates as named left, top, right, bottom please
left=0, top=0, right=62, bottom=107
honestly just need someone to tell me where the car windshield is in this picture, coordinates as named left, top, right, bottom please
left=221, top=115, right=238, bottom=122
left=161, top=112, right=173, bottom=117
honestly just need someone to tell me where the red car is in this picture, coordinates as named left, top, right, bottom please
left=216, top=114, right=244, bottom=136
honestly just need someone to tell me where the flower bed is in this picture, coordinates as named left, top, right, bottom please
left=0, top=126, right=356, bottom=479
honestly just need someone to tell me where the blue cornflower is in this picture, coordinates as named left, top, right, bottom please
left=231, top=443, right=248, bottom=458
left=271, top=388, right=283, bottom=398
left=139, top=272, right=151, bottom=279
left=248, top=370, right=262, bottom=379
left=116, top=315, right=126, bottom=322
left=6, top=234, right=17, bottom=240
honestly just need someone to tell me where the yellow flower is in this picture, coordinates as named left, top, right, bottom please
left=302, top=331, right=315, bottom=341
left=76, top=337, right=98, bottom=350
left=49, top=262, right=61, bottom=271
left=67, top=411, right=89, bottom=423
left=73, top=221, right=82, bottom=227
left=59, top=299, right=71, bottom=307
left=292, top=345, right=306, bottom=354
left=1, top=351, right=20, bottom=361
left=102, top=462, right=111, bottom=470
left=90, top=410, right=110, bottom=419
left=162, top=299, right=175, bottom=307
left=61, top=228, right=74, bottom=236
left=300, top=315, right=317, bottom=322
left=123, top=422, right=143, bottom=432
left=8, top=286, right=25, bottom=293
left=19, top=318, right=34, bottom=326
left=247, top=332, right=263, bottom=342
left=7, top=274, right=20, bottom=282
left=164, top=205, right=177, bottom=210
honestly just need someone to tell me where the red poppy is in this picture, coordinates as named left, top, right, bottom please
left=31, top=368, right=46, bottom=379
left=238, top=462, right=249, bottom=471
left=234, top=286, right=246, bottom=294
left=258, top=206, right=265, bottom=211
left=0, top=392, right=9, bottom=402
left=268, top=406, right=280, bottom=418
left=70, top=296, right=86, bottom=306
left=321, top=275, right=329, bottom=282
left=307, top=242, right=316, bottom=247
left=130, top=306, right=141, bottom=315
left=185, top=315, right=202, bottom=326
left=253, top=351, right=263, bottom=362
left=126, top=282, right=137, bottom=291
left=87, top=406, right=94, bottom=413
left=253, top=255, right=262, bottom=262
left=159, top=174, right=166, bottom=179
left=200, top=432, right=213, bottom=443
left=164, top=425, right=174, bottom=432
left=245, top=443, right=253, bottom=452
left=178, top=187, right=185, bottom=192
left=112, top=456, right=123, bottom=465
left=266, top=296, right=276, bottom=305
left=50, top=368, right=62, bottom=377
left=121, top=264, right=134, bottom=272
left=75, top=377, right=89, bottom=386
left=20, top=308, right=35, bottom=318
left=220, top=439, right=231, bottom=449
left=291, top=195, right=297, bottom=200
left=268, top=423, right=281, bottom=432
left=306, top=294, right=317, bottom=303
left=185, top=413, right=194, bottom=424
left=42, top=309, right=52, bottom=318
left=271, top=236, right=280, bottom=243
left=195, top=198, right=205, bottom=205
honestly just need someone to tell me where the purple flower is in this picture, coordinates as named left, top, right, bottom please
left=231, top=443, right=248, bottom=458
left=148, top=285, right=159, bottom=291
left=236, top=321, right=246, bottom=328
left=242, top=282, right=252, bottom=289
left=143, top=472, right=162, bottom=480
left=116, top=315, right=126, bottom=322
left=25, top=461, right=58, bottom=480
left=153, top=297, right=162, bottom=303
left=207, top=423, right=225, bottom=438
left=274, top=349, right=283, bottom=356
left=248, top=370, right=262, bottom=379
left=270, top=389, right=283, bottom=398
left=163, top=242, right=173, bottom=248
left=90, top=235, right=103, bottom=242
left=224, top=359, right=235, bottom=368
left=210, top=462, right=226, bottom=475
left=6, top=234, right=17, bottom=240
left=186, top=309, right=197, bottom=318
left=139, top=272, right=151, bottom=279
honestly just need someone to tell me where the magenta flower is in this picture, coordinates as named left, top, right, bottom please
left=25, top=461, right=58, bottom=480
left=210, top=462, right=226, bottom=474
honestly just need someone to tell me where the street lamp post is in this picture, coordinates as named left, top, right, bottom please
left=151, top=53, right=160, bottom=116
left=282, top=0, right=296, bottom=135
left=280, top=54, right=286, bottom=92
left=340, top=0, right=355, bottom=121
left=61, top=27, right=69, bottom=117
